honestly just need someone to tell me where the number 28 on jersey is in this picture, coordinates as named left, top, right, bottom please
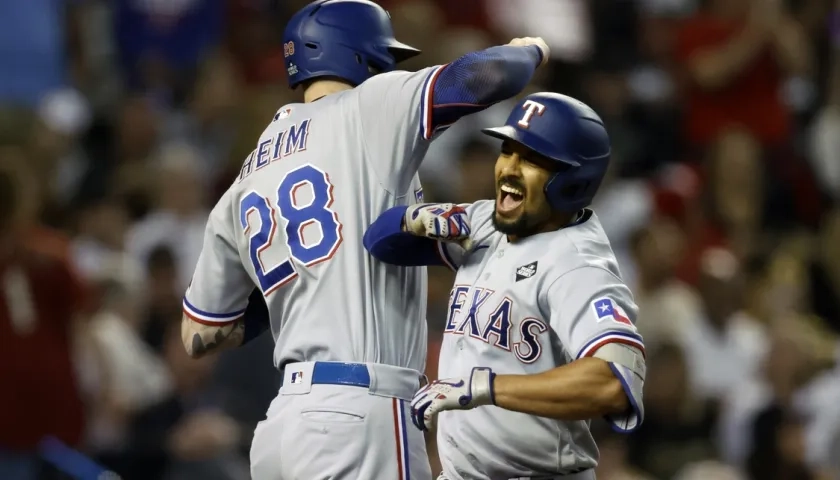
left=239, top=163, right=343, bottom=294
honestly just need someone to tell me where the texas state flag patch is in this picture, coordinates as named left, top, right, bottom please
left=591, top=297, right=633, bottom=326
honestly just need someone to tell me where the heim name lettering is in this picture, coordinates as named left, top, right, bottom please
left=444, top=285, right=548, bottom=364
left=239, top=119, right=312, bottom=181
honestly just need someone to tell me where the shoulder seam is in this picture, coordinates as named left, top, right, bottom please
left=355, top=68, right=441, bottom=196
left=542, top=264, right=626, bottom=305
left=353, top=87, right=395, bottom=195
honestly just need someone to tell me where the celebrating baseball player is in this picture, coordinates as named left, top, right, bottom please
left=363, top=92, right=646, bottom=480
left=179, top=0, right=549, bottom=478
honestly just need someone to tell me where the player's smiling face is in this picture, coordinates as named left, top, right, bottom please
left=492, top=140, right=557, bottom=237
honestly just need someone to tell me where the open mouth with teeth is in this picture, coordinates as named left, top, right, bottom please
left=497, top=184, right=525, bottom=214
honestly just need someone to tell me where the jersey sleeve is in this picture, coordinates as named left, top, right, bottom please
left=355, top=66, right=446, bottom=194
left=183, top=189, right=254, bottom=326
left=438, top=200, right=496, bottom=270
left=543, top=267, right=645, bottom=431
left=543, top=267, right=644, bottom=359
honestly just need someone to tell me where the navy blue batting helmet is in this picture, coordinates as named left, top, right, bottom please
left=282, top=0, right=420, bottom=89
left=482, top=93, right=611, bottom=212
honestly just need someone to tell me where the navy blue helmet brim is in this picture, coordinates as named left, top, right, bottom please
left=386, top=40, right=421, bottom=62
left=480, top=126, right=581, bottom=167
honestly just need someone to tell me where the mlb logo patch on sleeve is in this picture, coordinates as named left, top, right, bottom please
left=290, top=371, right=304, bottom=384
left=275, top=107, right=292, bottom=120
left=591, top=298, right=633, bottom=326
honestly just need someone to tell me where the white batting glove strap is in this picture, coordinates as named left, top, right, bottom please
left=507, top=37, right=550, bottom=66
left=409, top=367, right=495, bottom=431
left=404, top=203, right=471, bottom=245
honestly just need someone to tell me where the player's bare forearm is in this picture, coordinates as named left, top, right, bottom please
left=492, top=357, right=628, bottom=420
left=180, top=315, right=244, bottom=359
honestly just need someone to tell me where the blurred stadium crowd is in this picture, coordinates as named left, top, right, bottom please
left=0, top=0, right=839, bottom=479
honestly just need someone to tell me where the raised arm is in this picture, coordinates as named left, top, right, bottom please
left=425, top=41, right=547, bottom=139
left=357, top=39, right=548, bottom=194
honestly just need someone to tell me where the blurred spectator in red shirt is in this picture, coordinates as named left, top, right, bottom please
left=675, top=0, right=811, bottom=147
left=0, top=153, right=92, bottom=479
left=664, top=129, right=761, bottom=286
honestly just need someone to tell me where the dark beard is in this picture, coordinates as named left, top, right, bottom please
left=491, top=208, right=540, bottom=237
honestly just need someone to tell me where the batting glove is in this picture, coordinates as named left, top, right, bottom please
left=404, top=203, right=473, bottom=249
left=507, top=37, right=550, bottom=66
left=409, top=367, right=495, bottom=431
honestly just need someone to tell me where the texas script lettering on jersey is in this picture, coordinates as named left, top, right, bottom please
left=239, top=118, right=312, bottom=182
left=443, top=285, right=548, bottom=364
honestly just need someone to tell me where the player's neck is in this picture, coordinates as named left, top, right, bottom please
left=303, top=80, right=354, bottom=103
left=506, top=211, right=580, bottom=243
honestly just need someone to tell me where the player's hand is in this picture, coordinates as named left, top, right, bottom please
left=403, top=203, right=473, bottom=250
left=507, top=37, right=550, bottom=66
left=409, top=367, right=495, bottom=431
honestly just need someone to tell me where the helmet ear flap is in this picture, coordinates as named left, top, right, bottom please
left=544, top=172, right=592, bottom=212
left=544, top=172, right=563, bottom=211
left=358, top=53, right=385, bottom=74
left=560, top=181, right=589, bottom=200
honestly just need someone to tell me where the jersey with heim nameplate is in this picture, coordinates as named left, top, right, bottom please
left=183, top=65, right=448, bottom=371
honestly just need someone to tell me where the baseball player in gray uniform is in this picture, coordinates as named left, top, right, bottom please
left=363, top=93, right=646, bottom=480
left=178, top=1, right=550, bottom=479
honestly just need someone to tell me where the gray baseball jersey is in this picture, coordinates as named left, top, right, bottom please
left=183, top=65, right=448, bottom=372
left=435, top=200, right=645, bottom=480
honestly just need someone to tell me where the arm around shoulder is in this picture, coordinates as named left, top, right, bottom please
left=363, top=205, right=439, bottom=266
left=363, top=204, right=465, bottom=269
left=355, top=39, right=545, bottom=194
